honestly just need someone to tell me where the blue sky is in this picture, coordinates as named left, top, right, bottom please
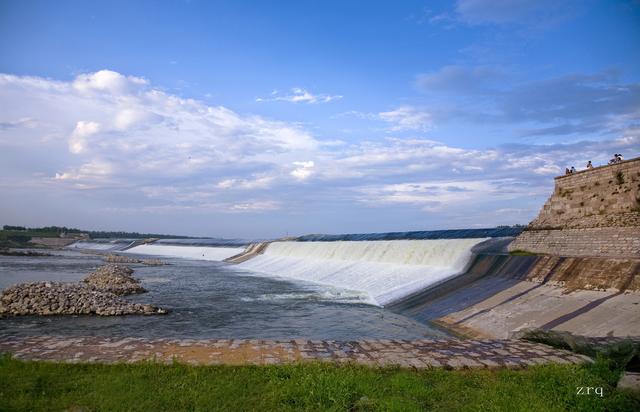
left=1, top=0, right=639, bottom=238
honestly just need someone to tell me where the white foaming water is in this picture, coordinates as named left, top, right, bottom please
left=239, top=289, right=370, bottom=304
left=68, top=241, right=129, bottom=251
left=123, top=244, right=245, bottom=261
left=238, top=239, right=487, bottom=306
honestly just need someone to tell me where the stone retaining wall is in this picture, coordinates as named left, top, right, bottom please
left=531, top=158, right=640, bottom=229
left=509, top=227, right=640, bottom=259
left=509, top=157, right=640, bottom=258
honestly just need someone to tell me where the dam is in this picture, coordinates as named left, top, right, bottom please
left=235, top=238, right=488, bottom=306
left=116, top=237, right=638, bottom=338
left=115, top=229, right=518, bottom=307
left=93, top=157, right=639, bottom=340
left=41, top=157, right=636, bottom=341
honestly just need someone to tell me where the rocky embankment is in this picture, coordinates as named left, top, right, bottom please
left=83, top=264, right=146, bottom=295
left=104, top=254, right=166, bottom=266
left=0, top=265, right=167, bottom=317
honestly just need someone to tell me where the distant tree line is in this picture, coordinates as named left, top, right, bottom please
left=1, top=225, right=196, bottom=239
left=2, top=225, right=82, bottom=234
left=87, top=230, right=194, bottom=239
left=2, top=225, right=27, bottom=231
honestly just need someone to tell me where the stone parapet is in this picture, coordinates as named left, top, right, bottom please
left=509, top=156, right=640, bottom=258
left=509, top=227, right=640, bottom=259
left=530, top=158, right=640, bottom=230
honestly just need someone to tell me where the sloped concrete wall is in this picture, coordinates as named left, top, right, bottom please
left=388, top=253, right=640, bottom=338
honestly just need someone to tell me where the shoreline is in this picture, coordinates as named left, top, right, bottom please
left=0, top=334, right=591, bottom=368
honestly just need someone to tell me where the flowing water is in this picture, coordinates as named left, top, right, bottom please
left=123, top=244, right=245, bottom=261
left=238, top=239, right=487, bottom=305
left=1, top=229, right=516, bottom=339
left=0, top=250, right=445, bottom=340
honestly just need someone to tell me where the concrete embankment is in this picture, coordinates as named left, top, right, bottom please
left=224, top=242, right=271, bottom=263
left=387, top=253, right=640, bottom=339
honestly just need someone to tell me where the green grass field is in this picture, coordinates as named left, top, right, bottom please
left=1, top=355, right=638, bottom=411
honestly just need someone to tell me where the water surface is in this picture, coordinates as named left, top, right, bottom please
left=0, top=250, right=445, bottom=340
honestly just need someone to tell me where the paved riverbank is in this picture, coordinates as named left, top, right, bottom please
left=0, top=335, right=591, bottom=369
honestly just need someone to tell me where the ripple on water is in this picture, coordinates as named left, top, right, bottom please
left=0, top=252, right=447, bottom=340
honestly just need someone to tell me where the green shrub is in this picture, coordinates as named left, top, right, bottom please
left=520, top=329, right=639, bottom=371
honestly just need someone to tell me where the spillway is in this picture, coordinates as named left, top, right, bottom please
left=122, top=244, right=245, bottom=261
left=68, top=240, right=133, bottom=251
left=237, top=239, right=488, bottom=306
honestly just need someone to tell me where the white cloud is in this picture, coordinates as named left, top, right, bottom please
left=1, top=69, right=638, bottom=232
left=341, top=107, right=434, bottom=132
left=102, top=199, right=281, bottom=214
left=113, top=108, right=162, bottom=130
left=378, top=106, right=433, bottom=132
left=216, top=176, right=274, bottom=190
left=0, top=70, right=319, bottom=180
left=533, top=164, right=561, bottom=175
left=0, top=70, right=328, bottom=216
left=257, top=88, right=342, bottom=104
left=290, top=161, right=315, bottom=180
left=228, top=201, right=280, bottom=212
left=68, top=121, right=101, bottom=154
left=73, top=70, right=148, bottom=94
left=357, top=179, right=524, bottom=212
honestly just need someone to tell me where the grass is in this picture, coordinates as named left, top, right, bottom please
left=1, top=355, right=638, bottom=411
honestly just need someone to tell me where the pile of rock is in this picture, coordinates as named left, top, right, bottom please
left=104, top=254, right=140, bottom=264
left=0, top=264, right=167, bottom=317
left=104, top=254, right=167, bottom=266
left=83, top=264, right=146, bottom=295
left=0, top=282, right=166, bottom=316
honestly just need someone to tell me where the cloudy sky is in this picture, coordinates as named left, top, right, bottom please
left=1, top=0, right=639, bottom=238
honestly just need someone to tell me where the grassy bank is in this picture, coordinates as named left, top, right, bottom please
left=1, top=355, right=638, bottom=411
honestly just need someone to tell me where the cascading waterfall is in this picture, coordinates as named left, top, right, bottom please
left=122, top=244, right=245, bottom=261
left=68, top=240, right=132, bottom=251
left=238, top=238, right=488, bottom=306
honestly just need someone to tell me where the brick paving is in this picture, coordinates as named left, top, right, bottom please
left=0, top=335, right=592, bottom=369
